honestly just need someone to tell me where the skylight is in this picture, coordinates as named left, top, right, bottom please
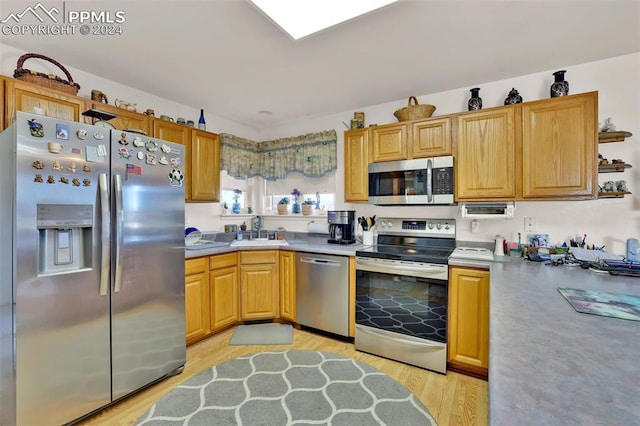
left=249, top=0, right=398, bottom=40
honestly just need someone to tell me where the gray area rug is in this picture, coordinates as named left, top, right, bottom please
left=229, top=324, right=293, bottom=345
left=136, top=350, right=437, bottom=425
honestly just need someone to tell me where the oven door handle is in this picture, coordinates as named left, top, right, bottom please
left=357, top=326, right=445, bottom=350
left=356, top=258, right=447, bottom=275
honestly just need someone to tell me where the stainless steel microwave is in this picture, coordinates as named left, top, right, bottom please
left=368, top=157, right=455, bottom=205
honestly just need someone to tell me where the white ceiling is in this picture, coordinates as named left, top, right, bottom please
left=2, top=0, right=639, bottom=130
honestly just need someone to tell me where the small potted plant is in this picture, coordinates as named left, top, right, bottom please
left=302, top=198, right=314, bottom=215
left=277, top=197, right=290, bottom=215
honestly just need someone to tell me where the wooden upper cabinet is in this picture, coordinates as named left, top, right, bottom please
left=521, top=92, right=597, bottom=199
left=190, top=130, right=220, bottom=202
left=4, top=78, right=88, bottom=127
left=455, top=106, right=517, bottom=200
left=153, top=119, right=192, bottom=200
left=344, top=128, right=369, bottom=202
left=87, top=102, right=151, bottom=135
left=370, top=123, right=408, bottom=162
left=410, top=116, right=452, bottom=158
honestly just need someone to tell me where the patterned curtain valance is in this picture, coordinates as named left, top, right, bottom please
left=220, top=130, right=337, bottom=181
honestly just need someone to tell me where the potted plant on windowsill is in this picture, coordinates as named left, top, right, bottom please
left=302, top=198, right=314, bottom=215
left=277, top=197, right=290, bottom=215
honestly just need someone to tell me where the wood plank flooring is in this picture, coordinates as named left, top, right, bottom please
left=77, top=327, right=488, bottom=426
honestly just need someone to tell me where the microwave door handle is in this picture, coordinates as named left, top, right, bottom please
left=426, top=159, right=433, bottom=203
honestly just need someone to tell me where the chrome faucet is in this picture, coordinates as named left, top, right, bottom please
left=253, top=215, right=264, bottom=239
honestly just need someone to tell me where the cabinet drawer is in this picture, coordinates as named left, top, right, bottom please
left=185, top=257, right=208, bottom=275
left=210, top=252, right=237, bottom=270
left=240, top=250, right=278, bottom=265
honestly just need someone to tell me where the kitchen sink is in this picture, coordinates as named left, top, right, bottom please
left=230, top=239, right=289, bottom=247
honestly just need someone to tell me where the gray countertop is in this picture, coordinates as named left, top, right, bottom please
left=486, top=258, right=640, bottom=425
left=185, top=239, right=363, bottom=258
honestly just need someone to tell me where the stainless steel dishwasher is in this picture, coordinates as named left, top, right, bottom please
left=296, top=252, right=349, bottom=337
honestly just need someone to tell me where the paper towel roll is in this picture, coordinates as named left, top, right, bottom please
left=307, top=222, right=329, bottom=234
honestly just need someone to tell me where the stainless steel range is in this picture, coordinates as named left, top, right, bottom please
left=354, top=217, right=455, bottom=374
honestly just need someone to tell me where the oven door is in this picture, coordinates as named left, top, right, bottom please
left=354, top=256, right=448, bottom=373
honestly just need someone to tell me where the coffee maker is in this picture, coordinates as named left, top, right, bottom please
left=327, top=210, right=356, bottom=244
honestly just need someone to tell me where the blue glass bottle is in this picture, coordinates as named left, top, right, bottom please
left=232, top=200, right=241, bottom=214
left=292, top=202, right=301, bottom=214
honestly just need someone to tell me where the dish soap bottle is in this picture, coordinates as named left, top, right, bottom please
left=198, top=109, right=206, bottom=130
left=626, top=238, right=638, bottom=262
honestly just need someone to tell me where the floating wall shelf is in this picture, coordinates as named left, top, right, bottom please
left=598, top=131, right=633, bottom=143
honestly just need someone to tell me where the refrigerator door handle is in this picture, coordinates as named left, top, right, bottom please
left=99, top=173, right=110, bottom=296
left=113, top=174, right=124, bottom=293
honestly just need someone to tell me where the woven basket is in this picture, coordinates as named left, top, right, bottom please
left=394, top=96, right=436, bottom=122
left=13, top=53, right=80, bottom=95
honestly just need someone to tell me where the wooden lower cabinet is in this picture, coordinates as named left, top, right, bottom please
left=209, top=252, right=239, bottom=331
left=185, top=257, right=210, bottom=346
left=239, top=250, right=278, bottom=321
left=278, top=250, right=296, bottom=322
left=448, top=266, right=490, bottom=379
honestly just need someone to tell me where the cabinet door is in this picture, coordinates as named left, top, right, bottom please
left=190, top=130, right=220, bottom=202
left=240, top=264, right=278, bottom=320
left=448, top=266, right=489, bottom=378
left=210, top=266, right=239, bottom=331
left=87, top=102, right=151, bottom=135
left=185, top=258, right=209, bottom=346
left=5, top=79, right=88, bottom=126
left=521, top=92, right=597, bottom=199
left=279, top=251, right=296, bottom=322
left=455, top=107, right=516, bottom=200
left=344, top=129, right=369, bottom=202
left=410, top=116, right=452, bottom=158
left=371, top=123, right=408, bottom=162
left=153, top=119, right=192, bottom=200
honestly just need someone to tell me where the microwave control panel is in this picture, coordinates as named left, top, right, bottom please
left=433, top=167, right=454, bottom=194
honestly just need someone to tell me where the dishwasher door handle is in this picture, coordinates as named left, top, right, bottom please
left=299, top=257, right=343, bottom=267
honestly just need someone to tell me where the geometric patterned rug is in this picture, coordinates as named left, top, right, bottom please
left=135, top=350, right=437, bottom=425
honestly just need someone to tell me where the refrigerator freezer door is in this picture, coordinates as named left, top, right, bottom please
left=110, top=132, right=186, bottom=400
left=13, top=113, right=112, bottom=425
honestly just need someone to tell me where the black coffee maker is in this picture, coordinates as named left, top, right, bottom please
left=327, top=210, right=356, bottom=244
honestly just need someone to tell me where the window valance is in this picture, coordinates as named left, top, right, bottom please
left=220, top=130, right=337, bottom=181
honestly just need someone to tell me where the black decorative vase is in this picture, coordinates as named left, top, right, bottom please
left=504, top=88, right=523, bottom=105
left=468, top=88, right=482, bottom=111
left=550, top=70, right=569, bottom=98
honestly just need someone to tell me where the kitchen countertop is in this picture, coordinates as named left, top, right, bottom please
left=185, top=239, right=363, bottom=258
left=485, top=258, right=640, bottom=425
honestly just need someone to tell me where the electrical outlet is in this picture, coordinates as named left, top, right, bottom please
left=470, top=220, right=479, bottom=233
left=524, top=217, right=535, bottom=233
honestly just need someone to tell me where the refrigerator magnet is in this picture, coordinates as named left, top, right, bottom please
left=82, top=179, right=91, bottom=187
left=159, top=156, right=169, bottom=165
left=34, top=174, right=43, bottom=183
left=76, top=129, right=88, bottom=140
left=118, top=132, right=128, bottom=145
left=47, top=175, right=55, bottom=184
left=93, top=132, right=104, bottom=140
left=169, top=157, right=181, bottom=166
left=56, top=124, right=69, bottom=140
left=72, top=178, right=81, bottom=186
left=145, top=140, right=158, bottom=152
left=118, top=147, right=131, bottom=159
left=132, top=137, right=143, bottom=147
left=32, top=161, right=44, bottom=170
left=52, top=161, right=63, bottom=171
left=168, top=169, right=184, bottom=187
left=137, top=151, right=144, bottom=160
left=145, top=153, right=157, bottom=165
left=28, top=119, right=44, bottom=137
left=60, top=176, right=69, bottom=184
left=161, top=144, right=171, bottom=154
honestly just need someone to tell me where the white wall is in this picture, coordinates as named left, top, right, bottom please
left=3, top=41, right=637, bottom=253
left=261, top=53, right=640, bottom=255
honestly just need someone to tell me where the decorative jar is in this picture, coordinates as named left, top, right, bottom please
left=550, top=70, right=569, bottom=98
left=468, top=88, right=482, bottom=111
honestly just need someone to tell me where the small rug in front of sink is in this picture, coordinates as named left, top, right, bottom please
left=229, top=323, right=293, bottom=345
left=557, top=287, right=640, bottom=322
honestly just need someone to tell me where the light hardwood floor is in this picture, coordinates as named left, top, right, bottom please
left=78, top=327, right=488, bottom=426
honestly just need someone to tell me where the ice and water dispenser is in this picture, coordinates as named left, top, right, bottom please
left=37, top=204, right=93, bottom=274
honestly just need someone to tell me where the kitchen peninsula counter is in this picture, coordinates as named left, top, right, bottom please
left=487, top=258, right=640, bottom=425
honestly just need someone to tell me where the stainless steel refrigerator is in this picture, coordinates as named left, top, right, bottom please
left=0, top=112, right=186, bottom=425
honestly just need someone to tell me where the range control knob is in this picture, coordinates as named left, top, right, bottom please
left=387, top=222, right=393, bottom=228
left=436, top=223, right=443, bottom=230
left=444, top=222, right=451, bottom=230
left=380, top=221, right=387, bottom=228
left=427, top=222, right=434, bottom=229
